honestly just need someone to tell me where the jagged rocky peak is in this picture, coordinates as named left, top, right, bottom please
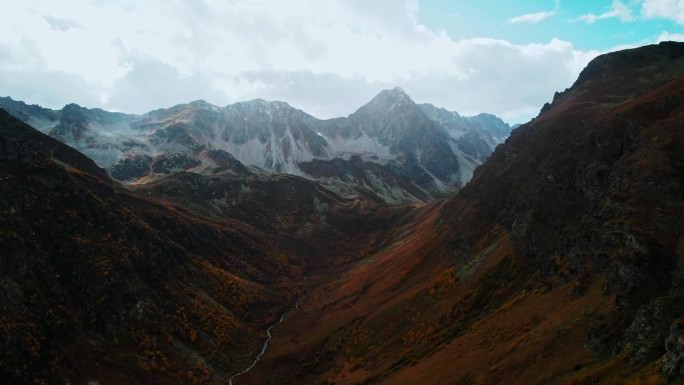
left=418, top=103, right=461, bottom=120
left=416, top=104, right=512, bottom=162
left=187, top=99, right=220, bottom=111
left=381, top=86, right=411, bottom=99
left=470, top=112, right=507, bottom=127
left=361, top=86, right=416, bottom=114
left=236, top=98, right=297, bottom=112
left=344, top=87, right=426, bottom=138
left=465, top=113, right=512, bottom=141
left=49, top=103, right=90, bottom=141
left=61, top=102, right=86, bottom=111
left=224, top=98, right=312, bottom=128
left=221, top=99, right=319, bottom=138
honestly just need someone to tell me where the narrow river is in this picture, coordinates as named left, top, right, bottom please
left=228, top=298, right=302, bottom=385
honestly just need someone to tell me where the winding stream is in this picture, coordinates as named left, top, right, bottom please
left=228, top=298, right=302, bottom=385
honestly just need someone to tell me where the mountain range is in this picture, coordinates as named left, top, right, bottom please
left=0, top=88, right=511, bottom=203
left=1, top=41, right=683, bottom=385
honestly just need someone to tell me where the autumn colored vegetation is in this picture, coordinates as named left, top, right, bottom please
left=0, top=109, right=304, bottom=384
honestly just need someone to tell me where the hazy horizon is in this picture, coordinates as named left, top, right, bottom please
left=2, top=0, right=683, bottom=125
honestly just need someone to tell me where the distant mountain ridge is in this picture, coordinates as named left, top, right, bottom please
left=0, top=88, right=512, bottom=202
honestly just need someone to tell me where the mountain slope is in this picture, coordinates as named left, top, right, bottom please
left=418, top=103, right=510, bottom=182
left=0, top=108, right=306, bottom=385
left=316, top=87, right=462, bottom=192
left=131, top=161, right=412, bottom=270
left=240, top=41, right=684, bottom=385
left=0, top=108, right=109, bottom=180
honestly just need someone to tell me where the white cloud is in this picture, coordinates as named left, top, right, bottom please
left=657, top=31, right=684, bottom=42
left=642, top=0, right=684, bottom=24
left=574, top=0, right=633, bottom=23
left=508, top=11, right=556, bottom=24
left=0, top=0, right=642, bottom=124
left=43, top=16, right=80, bottom=33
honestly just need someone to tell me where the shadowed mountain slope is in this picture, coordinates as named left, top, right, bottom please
left=240, top=41, right=684, bottom=385
left=0, top=108, right=306, bottom=385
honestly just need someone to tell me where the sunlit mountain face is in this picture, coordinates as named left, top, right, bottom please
left=2, top=41, right=684, bottom=385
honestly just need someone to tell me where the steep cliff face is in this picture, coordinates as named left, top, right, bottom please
left=240, top=42, right=684, bottom=385
left=441, top=41, right=684, bottom=379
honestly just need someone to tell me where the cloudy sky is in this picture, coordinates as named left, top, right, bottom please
left=1, top=0, right=683, bottom=124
